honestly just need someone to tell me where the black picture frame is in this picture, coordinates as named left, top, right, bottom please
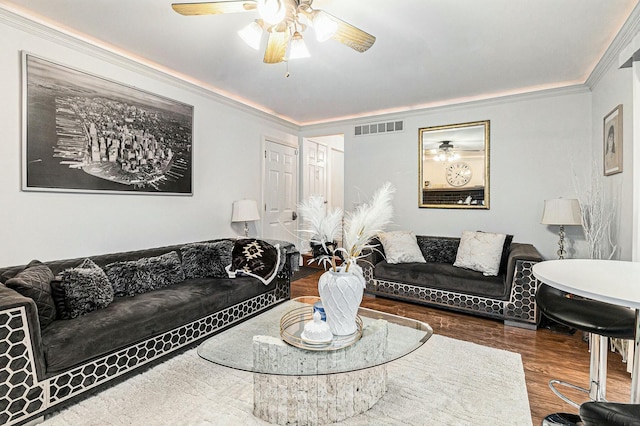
left=22, top=52, right=194, bottom=195
left=603, top=104, right=623, bottom=176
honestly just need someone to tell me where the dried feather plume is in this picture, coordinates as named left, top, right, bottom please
left=298, top=182, right=395, bottom=273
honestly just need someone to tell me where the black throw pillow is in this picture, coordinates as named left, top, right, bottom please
left=50, top=279, right=69, bottom=319
left=5, top=260, right=56, bottom=328
left=180, top=240, right=234, bottom=279
left=105, top=251, right=185, bottom=297
left=499, top=234, right=514, bottom=276
left=57, top=258, right=114, bottom=319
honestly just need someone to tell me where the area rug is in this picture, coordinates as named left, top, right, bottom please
left=41, top=334, right=531, bottom=425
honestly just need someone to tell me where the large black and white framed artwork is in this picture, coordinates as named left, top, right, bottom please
left=22, top=52, right=193, bottom=195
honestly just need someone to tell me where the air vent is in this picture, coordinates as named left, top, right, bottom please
left=354, top=120, right=404, bottom=137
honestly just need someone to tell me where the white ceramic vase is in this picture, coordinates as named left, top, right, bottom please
left=317, top=268, right=365, bottom=336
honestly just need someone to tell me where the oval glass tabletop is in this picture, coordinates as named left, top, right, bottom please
left=197, top=296, right=433, bottom=376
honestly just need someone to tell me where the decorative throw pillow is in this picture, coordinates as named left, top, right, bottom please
left=5, top=260, right=57, bottom=328
left=453, top=231, right=507, bottom=276
left=499, top=234, right=514, bottom=275
left=180, top=240, right=234, bottom=279
left=50, top=279, right=69, bottom=319
left=476, top=230, right=513, bottom=275
left=226, top=239, right=281, bottom=285
left=417, top=237, right=460, bottom=264
left=105, top=251, right=185, bottom=297
left=377, top=231, right=426, bottom=264
left=57, top=258, right=114, bottom=319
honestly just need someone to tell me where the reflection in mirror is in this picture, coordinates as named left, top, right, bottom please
left=418, top=120, right=490, bottom=209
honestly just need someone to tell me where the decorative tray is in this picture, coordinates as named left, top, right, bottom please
left=280, top=304, right=363, bottom=351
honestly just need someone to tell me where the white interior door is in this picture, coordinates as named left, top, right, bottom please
left=303, top=139, right=327, bottom=201
left=329, top=148, right=344, bottom=212
left=262, top=139, right=298, bottom=244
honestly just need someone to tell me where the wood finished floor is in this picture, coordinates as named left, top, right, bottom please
left=292, top=270, right=633, bottom=425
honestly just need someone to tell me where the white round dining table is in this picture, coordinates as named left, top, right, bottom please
left=533, top=259, right=640, bottom=403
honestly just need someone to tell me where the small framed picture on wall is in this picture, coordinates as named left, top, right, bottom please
left=603, top=104, right=623, bottom=176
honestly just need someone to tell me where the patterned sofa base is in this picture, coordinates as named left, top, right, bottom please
left=361, top=238, right=543, bottom=329
left=0, top=246, right=293, bottom=426
left=364, top=259, right=539, bottom=327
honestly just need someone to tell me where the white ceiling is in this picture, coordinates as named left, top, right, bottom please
left=2, top=0, right=638, bottom=125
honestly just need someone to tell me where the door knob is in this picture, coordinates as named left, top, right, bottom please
left=292, top=211, right=298, bottom=221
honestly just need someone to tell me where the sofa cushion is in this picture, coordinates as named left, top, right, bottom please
left=378, top=231, right=426, bottom=264
left=104, top=251, right=185, bottom=297
left=416, top=236, right=460, bottom=264
left=453, top=231, right=507, bottom=276
left=56, top=259, right=114, bottom=319
left=374, top=261, right=508, bottom=299
left=40, top=276, right=275, bottom=374
left=4, top=260, right=56, bottom=328
left=180, top=240, right=234, bottom=279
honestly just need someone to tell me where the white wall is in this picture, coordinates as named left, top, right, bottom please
left=301, top=88, right=593, bottom=260
left=589, top=62, right=634, bottom=260
left=0, top=13, right=298, bottom=265
left=2, top=10, right=634, bottom=266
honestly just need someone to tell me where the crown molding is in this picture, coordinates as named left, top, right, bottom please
left=0, top=5, right=300, bottom=132
left=300, top=84, right=591, bottom=133
left=586, top=3, right=640, bottom=88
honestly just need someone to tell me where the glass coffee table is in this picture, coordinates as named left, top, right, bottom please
left=198, top=296, right=433, bottom=424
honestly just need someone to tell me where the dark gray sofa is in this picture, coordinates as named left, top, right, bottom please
left=0, top=239, right=297, bottom=426
left=361, top=235, right=543, bottom=328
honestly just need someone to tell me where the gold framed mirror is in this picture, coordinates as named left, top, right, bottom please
left=418, top=120, right=490, bottom=209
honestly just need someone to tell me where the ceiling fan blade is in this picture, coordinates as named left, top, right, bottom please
left=171, top=1, right=256, bottom=16
left=326, top=14, right=376, bottom=53
left=263, top=31, right=289, bottom=64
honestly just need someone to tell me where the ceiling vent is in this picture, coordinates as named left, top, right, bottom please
left=354, top=120, right=404, bottom=137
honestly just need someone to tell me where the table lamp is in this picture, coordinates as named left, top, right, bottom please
left=232, top=199, right=260, bottom=237
left=541, top=198, right=582, bottom=259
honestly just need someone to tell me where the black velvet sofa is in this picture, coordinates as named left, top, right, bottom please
left=0, top=239, right=298, bottom=426
left=361, top=235, right=543, bottom=328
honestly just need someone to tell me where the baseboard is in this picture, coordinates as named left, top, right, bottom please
left=504, top=320, right=537, bottom=330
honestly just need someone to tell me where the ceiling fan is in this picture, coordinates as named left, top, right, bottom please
left=171, top=0, right=376, bottom=64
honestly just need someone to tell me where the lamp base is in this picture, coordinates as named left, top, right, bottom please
left=557, top=225, right=566, bottom=260
left=244, top=221, right=249, bottom=238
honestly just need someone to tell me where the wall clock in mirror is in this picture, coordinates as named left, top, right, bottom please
left=446, top=162, right=472, bottom=187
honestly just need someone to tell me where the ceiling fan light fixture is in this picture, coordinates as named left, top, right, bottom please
left=257, top=0, right=286, bottom=25
left=238, top=21, right=263, bottom=50
left=433, top=141, right=460, bottom=162
left=311, top=11, right=338, bottom=42
left=288, top=31, right=310, bottom=59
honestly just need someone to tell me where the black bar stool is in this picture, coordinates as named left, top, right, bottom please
left=536, top=284, right=636, bottom=425
left=580, top=401, right=640, bottom=425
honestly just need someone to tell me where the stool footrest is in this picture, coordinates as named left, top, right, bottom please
left=549, top=379, right=594, bottom=409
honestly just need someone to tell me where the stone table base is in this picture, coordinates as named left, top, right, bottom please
left=252, top=320, right=389, bottom=424
left=253, top=365, right=387, bottom=425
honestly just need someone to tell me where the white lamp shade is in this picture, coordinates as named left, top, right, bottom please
left=288, top=33, right=310, bottom=59
left=238, top=21, right=263, bottom=50
left=312, top=11, right=338, bottom=42
left=256, top=0, right=286, bottom=25
left=232, top=199, right=260, bottom=223
left=541, top=198, right=582, bottom=225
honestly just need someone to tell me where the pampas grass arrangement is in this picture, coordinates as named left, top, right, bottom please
left=298, top=182, right=395, bottom=273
